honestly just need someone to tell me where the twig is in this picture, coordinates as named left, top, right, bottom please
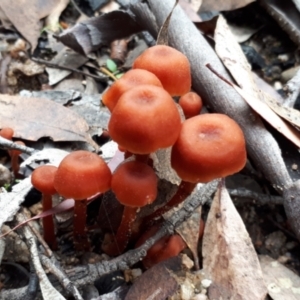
left=0, top=136, right=35, bottom=155
left=228, top=188, right=283, bottom=205
left=40, top=254, right=83, bottom=300
left=16, top=211, right=66, bottom=300
left=31, top=57, right=108, bottom=82
left=283, top=67, right=300, bottom=107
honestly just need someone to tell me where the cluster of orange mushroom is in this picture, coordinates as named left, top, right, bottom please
left=1, top=45, right=247, bottom=267
left=100, top=44, right=247, bottom=262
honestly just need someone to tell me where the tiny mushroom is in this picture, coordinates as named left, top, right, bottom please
left=31, top=165, right=58, bottom=250
left=133, top=45, right=191, bottom=96
left=171, top=113, right=247, bottom=183
left=0, top=127, right=14, bottom=140
left=102, top=69, right=163, bottom=112
left=178, top=91, right=203, bottom=119
left=108, top=84, right=182, bottom=155
left=54, top=150, right=112, bottom=251
left=102, top=160, right=157, bottom=256
left=135, top=225, right=187, bottom=269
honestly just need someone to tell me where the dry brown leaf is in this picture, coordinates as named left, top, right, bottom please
left=0, top=94, right=93, bottom=145
left=202, top=182, right=267, bottom=300
left=214, top=15, right=300, bottom=148
left=124, top=256, right=182, bottom=300
left=0, top=0, right=60, bottom=50
left=200, top=0, right=255, bottom=12
left=176, top=205, right=202, bottom=270
left=259, top=255, right=300, bottom=300
left=262, top=92, right=300, bottom=129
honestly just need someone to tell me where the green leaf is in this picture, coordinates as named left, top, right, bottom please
left=106, top=59, right=117, bottom=73
left=115, top=73, right=124, bottom=79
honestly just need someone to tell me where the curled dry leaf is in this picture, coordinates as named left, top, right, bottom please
left=202, top=182, right=267, bottom=300
left=213, top=15, right=300, bottom=148
left=0, top=94, right=94, bottom=145
left=56, top=11, right=144, bottom=56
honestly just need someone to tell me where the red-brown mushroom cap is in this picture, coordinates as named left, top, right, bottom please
left=31, top=165, right=58, bottom=195
left=133, top=45, right=191, bottom=96
left=102, top=69, right=163, bottom=112
left=135, top=226, right=187, bottom=269
left=0, top=127, right=14, bottom=140
left=108, top=84, right=182, bottom=154
left=171, top=114, right=247, bottom=183
left=111, top=160, right=157, bottom=207
left=54, top=151, right=112, bottom=200
left=179, top=92, right=203, bottom=119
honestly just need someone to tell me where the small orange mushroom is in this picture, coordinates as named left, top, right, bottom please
left=54, top=151, right=112, bottom=251
left=102, top=160, right=157, bottom=256
left=135, top=225, right=187, bottom=269
left=0, top=127, right=14, bottom=140
left=31, top=165, right=58, bottom=249
left=108, top=85, right=182, bottom=154
left=102, top=69, right=163, bottom=112
left=179, top=91, right=203, bottom=119
left=133, top=45, right=191, bottom=96
left=171, top=114, right=247, bottom=183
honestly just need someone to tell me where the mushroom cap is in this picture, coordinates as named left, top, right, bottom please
left=31, top=165, right=58, bottom=195
left=0, top=127, right=14, bottom=140
left=54, top=151, right=112, bottom=200
left=111, top=160, right=157, bottom=207
left=133, top=45, right=191, bottom=96
left=102, top=69, right=163, bottom=112
left=171, top=114, right=247, bottom=183
left=179, top=92, right=203, bottom=119
left=108, top=84, right=182, bottom=154
left=135, top=226, right=187, bottom=268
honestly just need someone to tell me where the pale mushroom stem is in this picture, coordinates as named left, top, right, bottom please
left=42, top=194, right=57, bottom=250
left=73, top=199, right=90, bottom=251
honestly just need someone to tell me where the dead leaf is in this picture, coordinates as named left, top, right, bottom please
left=200, top=0, right=255, bottom=12
left=202, top=182, right=267, bottom=300
left=0, top=0, right=40, bottom=50
left=46, top=48, right=89, bottom=86
left=259, top=255, right=300, bottom=300
left=176, top=205, right=202, bottom=269
left=0, top=0, right=60, bottom=50
left=0, top=94, right=92, bottom=144
left=124, top=256, right=182, bottom=300
left=213, top=15, right=300, bottom=148
left=156, top=0, right=179, bottom=45
left=56, top=11, right=144, bottom=56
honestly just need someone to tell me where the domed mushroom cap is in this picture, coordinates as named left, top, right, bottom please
left=111, top=161, right=157, bottom=207
left=108, top=84, right=182, bottom=154
left=171, top=114, right=247, bottom=183
left=133, top=45, right=191, bottom=96
left=179, top=92, right=203, bottom=119
left=31, top=165, right=58, bottom=195
left=102, top=69, right=163, bottom=112
left=54, top=151, right=112, bottom=200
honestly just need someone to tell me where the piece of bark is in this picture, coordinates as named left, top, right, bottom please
left=128, top=0, right=300, bottom=240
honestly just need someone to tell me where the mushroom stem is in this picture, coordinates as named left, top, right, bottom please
left=103, top=206, right=138, bottom=256
left=42, top=194, right=57, bottom=250
left=73, top=199, right=90, bottom=251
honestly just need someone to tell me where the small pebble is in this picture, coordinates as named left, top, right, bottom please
left=192, top=294, right=208, bottom=300
left=201, top=279, right=212, bottom=289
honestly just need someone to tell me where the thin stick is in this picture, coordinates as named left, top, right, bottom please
left=31, top=57, right=108, bottom=82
